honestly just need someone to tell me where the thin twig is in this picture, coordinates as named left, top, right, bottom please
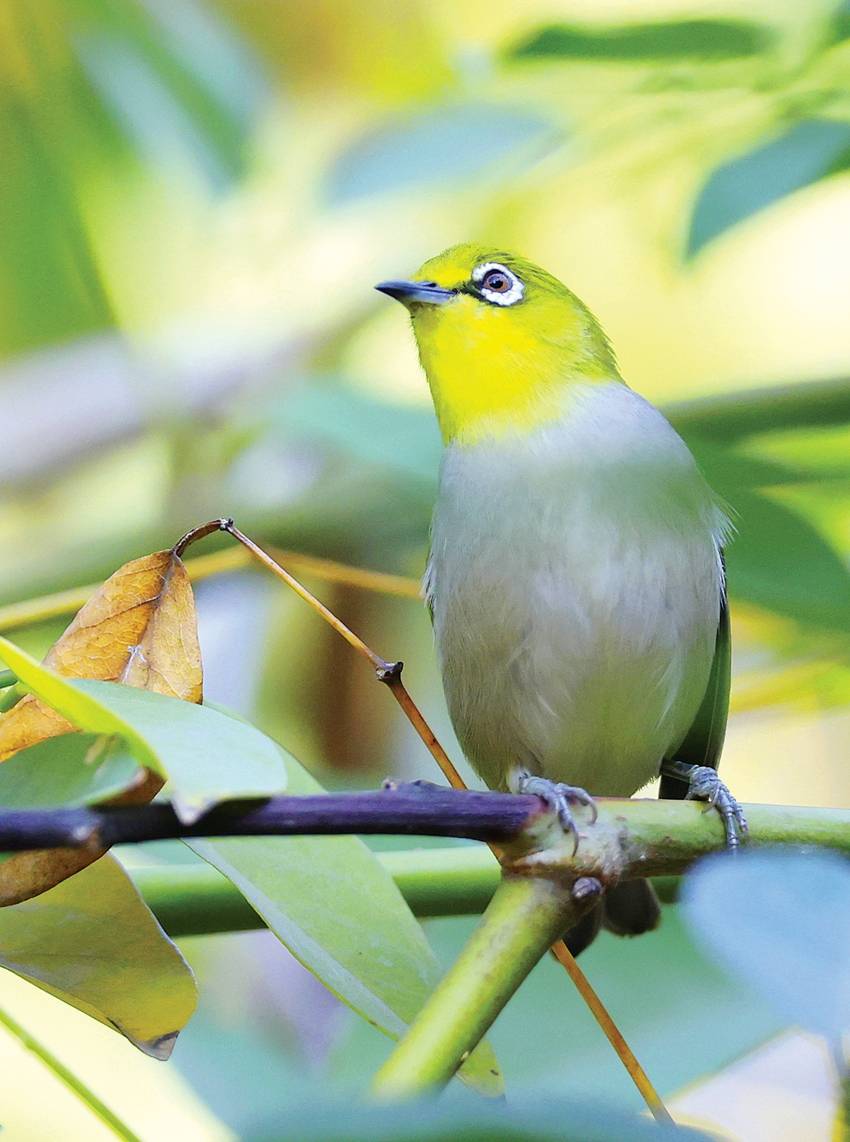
left=0, top=1003, right=140, bottom=1141
left=548, top=939, right=671, bottom=1116
left=221, top=521, right=469, bottom=788
left=0, top=540, right=419, bottom=634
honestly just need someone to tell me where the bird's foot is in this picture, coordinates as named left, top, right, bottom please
left=661, top=759, right=748, bottom=850
left=512, top=769, right=597, bottom=854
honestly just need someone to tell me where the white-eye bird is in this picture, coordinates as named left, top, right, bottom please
left=377, top=244, right=747, bottom=954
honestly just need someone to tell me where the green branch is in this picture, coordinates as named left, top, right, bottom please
left=367, top=798, right=850, bottom=1101
left=371, top=873, right=587, bottom=1099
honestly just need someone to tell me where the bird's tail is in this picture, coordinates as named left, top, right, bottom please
left=563, top=880, right=660, bottom=957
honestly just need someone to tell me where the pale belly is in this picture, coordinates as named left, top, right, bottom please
left=426, top=384, right=727, bottom=795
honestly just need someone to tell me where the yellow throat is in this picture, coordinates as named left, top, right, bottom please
left=377, top=243, right=620, bottom=446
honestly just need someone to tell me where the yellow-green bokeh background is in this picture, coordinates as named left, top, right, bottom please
left=1, top=0, right=849, bottom=1137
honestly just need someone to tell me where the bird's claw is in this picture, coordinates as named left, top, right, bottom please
left=514, top=770, right=597, bottom=853
left=685, top=765, right=748, bottom=850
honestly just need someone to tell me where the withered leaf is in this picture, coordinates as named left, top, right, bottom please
left=0, top=548, right=202, bottom=904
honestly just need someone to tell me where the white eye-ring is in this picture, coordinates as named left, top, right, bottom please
left=471, top=262, right=525, bottom=307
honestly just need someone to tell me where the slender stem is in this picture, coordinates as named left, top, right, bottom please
left=377, top=664, right=468, bottom=789
left=171, top=519, right=228, bottom=556
left=372, top=874, right=582, bottom=1098
left=130, top=855, right=674, bottom=938
left=380, top=846, right=500, bottom=918
left=223, top=520, right=385, bottom=667
left=221, top=522, right=467, bottom=785
left=548, top=940, right=672, bottom=1124
left=132, top=865, right=263, bottom=937
left=0, top=1003, right=140, bottom=1141
left=0, top=540, right=418, bottom=634
left=0, top=669, right=16, bottom=688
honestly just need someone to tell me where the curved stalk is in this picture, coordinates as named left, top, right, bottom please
left=371, top=874, right=581, bottom=1099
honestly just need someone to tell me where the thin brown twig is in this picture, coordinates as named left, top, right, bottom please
left=548, top=941, right=672, bottom=1122
left=0, top=539, right=419, bottom=635
left=217, top=521, right=469, bottom=789
left=194, top=518, right=672, bottom=1124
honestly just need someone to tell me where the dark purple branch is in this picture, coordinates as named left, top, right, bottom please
left=0, top=783, right=544, bottom=851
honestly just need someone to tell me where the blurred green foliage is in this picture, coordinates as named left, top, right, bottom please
left=683, top=849, right=850, bottom=1042
left=2, top=0, right=850, bottom=1137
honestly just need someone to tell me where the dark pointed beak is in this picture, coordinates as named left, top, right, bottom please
left=375, top=280, right=456, bottom=306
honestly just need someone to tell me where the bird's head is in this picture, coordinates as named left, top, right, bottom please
left=376, top=243, right=619, bottom=445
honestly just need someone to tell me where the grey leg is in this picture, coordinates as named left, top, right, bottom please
left=511, top=768, right=597, bottom=853
left=660, top=759, right=748, bottom=850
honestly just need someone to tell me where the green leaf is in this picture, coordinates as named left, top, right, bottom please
left=326, top=103, right=557, bottom=204
left=188, top=741, right=503, bottom=1098
left=73, top=0, right=268, bottom=190
left=665, top=376, right=850, bottom=441
left=0, top=853, right=197, bottom=1058
left=0, top=733, right=140, bottom=808
left=247, top=1094, right=708, bottom=1141
left=509, top=19, right=772, bottom=61
left=829, top=0, right=850, bottom=44
left=687, top=119, right=850, bottom=256
left=0, top=0, right=266, bottom=356
left=277, top=383, right=441, bottom=484
left=682, top=849, right=850, bottom=1040
left=0, top=640, right=287, bottom=822
left=686, top=438, right=810, bottom=498
left=723, top=489, right=850, bottom=631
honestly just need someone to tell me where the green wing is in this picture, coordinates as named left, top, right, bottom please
left=659, top=563, right=731, bottom=799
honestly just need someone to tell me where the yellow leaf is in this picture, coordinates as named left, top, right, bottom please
left=0, top=549, right=202, bottom=904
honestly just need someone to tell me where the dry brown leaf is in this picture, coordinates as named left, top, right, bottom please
left=0, top=548, right=202, bottom=904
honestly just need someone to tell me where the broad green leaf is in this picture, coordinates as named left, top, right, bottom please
left=509, top=19, right=772, bottom=61
left=0, top=641, right=287, bottom=822
left=682, top=850, right=850, bottom=1040
left=0, top=853, right=196, bottom=1058
left=74, top=682, right=288, bottom=821
left=326, top=103, right=557, bottom=204
left=0, top=732, right=141, bottom=808
left=188, top=741, right=503, bottom=1098
left=687, top=119, right=850, bottom=256
left=723, top=489, right=850, bottom=631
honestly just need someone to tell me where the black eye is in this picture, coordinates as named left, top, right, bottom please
left=482, top=269, right=510, bottom=292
